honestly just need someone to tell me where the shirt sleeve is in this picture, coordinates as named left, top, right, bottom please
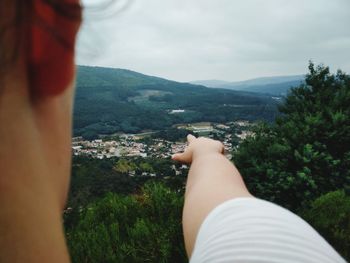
left=190, top=197, right=345, bottom=263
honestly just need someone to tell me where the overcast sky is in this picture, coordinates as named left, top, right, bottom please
left=77, top=0, right=350, bottom=82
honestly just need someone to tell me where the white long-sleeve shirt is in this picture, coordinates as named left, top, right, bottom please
left=190, top=198, right=345, bottom=263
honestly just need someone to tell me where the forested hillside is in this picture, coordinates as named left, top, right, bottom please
left=66, top=64, right=350, bottom=262
left=74, top=66, right=279, bottom=138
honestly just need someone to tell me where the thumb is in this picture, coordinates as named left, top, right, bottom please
left=171, top=151, right=192, bottom=164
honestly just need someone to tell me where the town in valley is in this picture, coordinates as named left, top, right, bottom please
left=72, top=121, right=253, bottom=161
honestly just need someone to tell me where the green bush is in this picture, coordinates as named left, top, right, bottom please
left=301, top=190, right=350, bottom=260
left=66, top=182, right=187, bottom=263
left=234, top=63, right=350, bottom=210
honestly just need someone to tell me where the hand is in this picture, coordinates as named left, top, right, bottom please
left=172, top=134, right=224, bottom=164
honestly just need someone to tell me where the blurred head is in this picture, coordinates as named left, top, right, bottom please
left=0, top=0, right=83, bottom=210
left=0, top=0, right=82, bottom=97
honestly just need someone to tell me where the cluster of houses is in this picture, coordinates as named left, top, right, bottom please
left=72, top=135, right=188, bottom=160
left=72, top=121, right=252, bottom=160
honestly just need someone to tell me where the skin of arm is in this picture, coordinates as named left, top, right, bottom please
left=0, top=57, right=74, bottom=263
left=172, top=134, right=253, bottom=258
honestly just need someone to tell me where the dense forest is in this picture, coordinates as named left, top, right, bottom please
left=66, top=64, right=350, bottom=262
left=73, top=66, right=279, bottom=139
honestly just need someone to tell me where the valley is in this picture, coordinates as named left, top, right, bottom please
left=73, top=66, right=281, bottom=139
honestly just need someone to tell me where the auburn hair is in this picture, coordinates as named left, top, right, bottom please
left=0, top=0, right=83, bottom=96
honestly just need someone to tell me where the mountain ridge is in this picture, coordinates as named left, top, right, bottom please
left=190, top=75, right=305, bottom=95
left=77, top=65, right=180, bottom=88
left=73, top=66, right=279, bottom=138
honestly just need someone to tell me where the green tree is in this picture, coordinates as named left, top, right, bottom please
left=114, top=159, right=138, bottom=173
left=234, top=63, right=350, bottom=210
left=300, top=190, right=350, bottom=260
left=139, top=162, right=155, bottom=173
left=66, top=182, right=186, bottom=263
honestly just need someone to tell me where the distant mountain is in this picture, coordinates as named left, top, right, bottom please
left=190, top=75, right=305, bottom=96
left=74, top=66, right=279, bottom=138
left=190, top=79, right=231, bottom=87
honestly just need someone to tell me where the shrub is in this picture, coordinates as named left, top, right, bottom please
left=301, top=190, right=350, bottom=260
left=66, top=182, right=186, bottom=263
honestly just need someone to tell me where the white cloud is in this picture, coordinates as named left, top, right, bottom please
left=77, top=0, right=350, bottom=81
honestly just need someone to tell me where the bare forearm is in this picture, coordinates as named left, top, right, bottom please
left=183, top=153, right=252, bottom=257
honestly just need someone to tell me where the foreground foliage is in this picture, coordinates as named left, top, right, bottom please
left=234, top=63, right=350, bottom=259
left=66, top=183, right=186, bottom=263
left=234, top=63, right=350, bottom=210
left=300, top=190, right=350, bottom=260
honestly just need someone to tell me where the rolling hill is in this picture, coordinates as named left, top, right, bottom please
left=74, top=66, right=280, bottom=138
left=191, top=75, right=304, bottom=96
